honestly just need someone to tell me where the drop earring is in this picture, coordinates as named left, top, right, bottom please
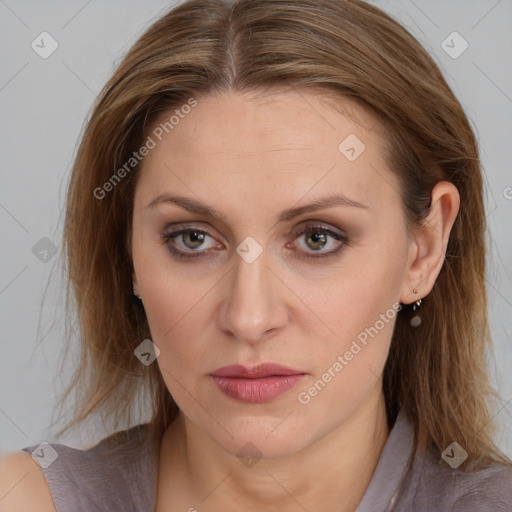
left=412, top=298, right=423, bottom=311
left=410, top=289, right=422, bottom=327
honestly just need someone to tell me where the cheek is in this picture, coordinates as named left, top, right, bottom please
left=311, top=237, right=406, bottom=385
left=322, top=242, right=405, bottom=333
left=132, top=247, right=202, bottom=356
left=133, top=233, right=212, bottom=337
left=143, top=278, right=213, bottom=393
left=142, top=276, right=212, bottom=350
left=297, top=284, right=400, bottom=427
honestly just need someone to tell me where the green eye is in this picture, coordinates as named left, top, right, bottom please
left=161, top=223, right=348, bottom=262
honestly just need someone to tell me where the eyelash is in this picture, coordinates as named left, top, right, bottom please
left=160, top=223, right=349, bottom=262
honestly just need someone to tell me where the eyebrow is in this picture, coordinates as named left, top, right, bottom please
left=145, top=193, right=368, bottom=223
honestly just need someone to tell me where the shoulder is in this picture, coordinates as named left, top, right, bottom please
left=0, top=450, right=56, bottom=512
left=7, top=424, right=159, bottom=511
left=416, top=451, right=512, bottom=511
left=451, top=460, right=512, bottom=511
left=401, top=436, right=512, bottom=512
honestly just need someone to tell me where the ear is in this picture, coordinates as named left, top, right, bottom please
left=400, top=181, right=460, bottom=304
left=132, top=271, right=141, bottom=297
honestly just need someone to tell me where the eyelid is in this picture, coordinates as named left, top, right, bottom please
left=162, top=220, right=345, bottom=239
left=290, top=221, right=345, bottom=238
left=286, top=222, right=348, bottom=260
left=161, top=221, right=348, bottom=260
left=162, top=226, right=223, bottom=252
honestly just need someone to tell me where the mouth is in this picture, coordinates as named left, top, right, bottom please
left=210, top=363, right=307, bottom=403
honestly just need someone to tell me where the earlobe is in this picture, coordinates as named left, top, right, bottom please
left=400, top=181, right=460, bottom=304
left=132, top=271, right=141, bottom=299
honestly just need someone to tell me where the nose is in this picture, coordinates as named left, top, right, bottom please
left=217, top=246, right=288, bottom=345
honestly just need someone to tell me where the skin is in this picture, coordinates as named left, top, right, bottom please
left=130, top=89, right=460, bottom=512
left=0, top=89, right=459, bottom=512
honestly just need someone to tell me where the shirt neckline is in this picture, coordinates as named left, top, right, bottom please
left=355, top=408, right=421, bottom=512
left=149, top=408, right=421, bottom=511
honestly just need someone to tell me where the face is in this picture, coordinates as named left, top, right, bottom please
left=131, top=89, right=414, bottom=459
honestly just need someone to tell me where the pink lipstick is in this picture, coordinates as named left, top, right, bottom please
left=210, top=363, right=306, bottom=403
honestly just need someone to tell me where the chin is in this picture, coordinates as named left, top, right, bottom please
left=205, top=412, right=318, bottom=461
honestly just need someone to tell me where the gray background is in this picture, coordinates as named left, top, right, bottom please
left=0, top=0, right=511, bottom=455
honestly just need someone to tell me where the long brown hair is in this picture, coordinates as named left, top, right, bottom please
left=56, top=0, right=510, bottom=467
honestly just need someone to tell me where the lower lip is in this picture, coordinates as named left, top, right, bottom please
left=211, top=374, right=305, bottom=403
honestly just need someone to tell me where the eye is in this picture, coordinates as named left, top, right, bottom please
left=287, top=223, right=348, bottom=260
left=161, top=227, right=221, bottom=261
left=161, top=222, right=348, bottom=262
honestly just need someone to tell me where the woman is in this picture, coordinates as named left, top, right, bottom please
left=1, top=0, right=511, bottom=510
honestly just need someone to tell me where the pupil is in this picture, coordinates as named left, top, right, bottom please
left=185, top=231, right=204, bottom=248
left=308, top=231, right=326, bottom=250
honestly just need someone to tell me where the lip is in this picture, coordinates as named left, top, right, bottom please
left=211, top=363, right=304, bottom=378
left=210, top=364, right=306, bottom=403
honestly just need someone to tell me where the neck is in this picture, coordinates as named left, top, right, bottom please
left=158, top=387, right=390, bottom=512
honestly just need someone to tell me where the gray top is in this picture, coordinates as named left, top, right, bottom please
left=22, top=410, right=512, bottom=511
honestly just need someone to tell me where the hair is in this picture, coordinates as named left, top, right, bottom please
left=56, top=0, right=510, bottom=468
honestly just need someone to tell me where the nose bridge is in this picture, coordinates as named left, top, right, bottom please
left=218, top=245, right=287, bottom=343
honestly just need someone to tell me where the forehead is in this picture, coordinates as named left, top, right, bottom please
left=135, top=89, right=400, bottom=219
left=151, top=89, right=383, bottom=153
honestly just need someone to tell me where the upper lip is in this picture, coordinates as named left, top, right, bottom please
left=210, top=363, right=305, bottom=379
